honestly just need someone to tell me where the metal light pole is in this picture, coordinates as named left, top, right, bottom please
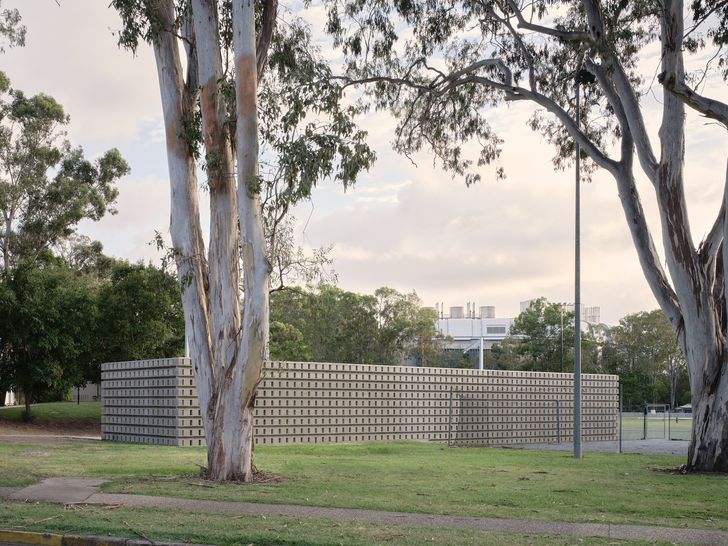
left=560, top=305, right=564, bottom=374
left=573, top=68, right=595, bottom=460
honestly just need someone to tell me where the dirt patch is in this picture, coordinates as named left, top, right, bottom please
left=0, top=417, right=100, bottom=445
left=0, top=417, right=100, bottom=436
left=196, top=466, right=285, bottom=485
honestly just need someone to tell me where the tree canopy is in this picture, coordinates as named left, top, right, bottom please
left=270, top=284, right=444, bottom=366
left=0, top=74, right=129, bottom=270
left=0, top=260, right=97, bottom=419
left=324, top=0, right=728, bottom=471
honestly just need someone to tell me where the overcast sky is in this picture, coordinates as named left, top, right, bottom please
left=3, top=1, right=726, bottom=324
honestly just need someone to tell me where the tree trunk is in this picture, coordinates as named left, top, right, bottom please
left=191, top=0, right=241, bottom=374
left=205, top=0, right=271, bottom=482
left=150, top=0, right=216, bottom=441
left=3, top=215, right=11, bottom=271
left=22, top=387, right=31, bottom=422
left=688, top=352, right=728, bottom=471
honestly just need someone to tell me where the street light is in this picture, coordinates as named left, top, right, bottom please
left=560, top=305, right=564, bottom=374
left=574, top=67, right=595, bottom=460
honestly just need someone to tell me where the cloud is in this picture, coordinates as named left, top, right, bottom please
left=3, top=0, right=160, bottom=147
left=77, top=175, right=171, bottom=265
left=7, top=0, right=727, bottom=327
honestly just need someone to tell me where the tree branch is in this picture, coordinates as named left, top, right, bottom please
left=502, top=0, right=593, bottom=43
left=256, top=0, right=278, bottom=80
left=659, top=73, right=728, bottom=128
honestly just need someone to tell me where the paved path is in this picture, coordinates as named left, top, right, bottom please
left=2, top=478, right=727, bottom=545
left=512, top=439, right=689, bottom=457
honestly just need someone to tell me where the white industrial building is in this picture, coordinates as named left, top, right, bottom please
left=434, top=303, right=515, bottom=369
left=434, top=300, right=602, bottom=369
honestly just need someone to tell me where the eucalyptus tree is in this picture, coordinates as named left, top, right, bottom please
left=0, top=0, right=24, bottom=52
left=325, top=0, right=728, bottom=471
left=0, top=75, right=129, bottom=271
left=111, top=0, right=373, bottom=481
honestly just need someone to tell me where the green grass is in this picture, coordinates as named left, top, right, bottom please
left=1, top=440, right=726, bottom=532
left=0, top=401, right=101, bottom=423
left=0, top=501, right=653, bottom=546
left=620, top=415, right=692, bottom=441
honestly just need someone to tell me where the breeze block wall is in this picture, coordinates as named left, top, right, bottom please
left=101, top=358, right=204, bottom=446
left=102, top=358, right=618, bottom=447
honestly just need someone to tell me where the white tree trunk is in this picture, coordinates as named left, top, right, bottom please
left=200, top=0, right=269, bottom=482
left=145, top=0, right=274, bottom=482
left=191, top=0, right=241, bottom=376
left=656, top=0, right=727, bottom=471
left=151, top=0, right=216, bottom=437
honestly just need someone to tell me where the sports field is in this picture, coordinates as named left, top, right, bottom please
left=620, top=413, right=692, bottom=441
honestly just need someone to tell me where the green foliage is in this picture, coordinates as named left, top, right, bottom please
left=270, top=285, right=444, bottom=365
left=321, top=0, right=664, bottom=181
left=0, top=261, right=97, bottom=419
left=269, top=320, right=313, bottom=361
left=95, top=261, right=185, bottom=374
left=0, top=239, right=185, bottom=414
left=0, top=74, right=129, bottom=270
left=603, top=310, right=687, bottom=410
left=490, top=298, right=603, bottom=373
left=0, top=1, right=25, bottom=53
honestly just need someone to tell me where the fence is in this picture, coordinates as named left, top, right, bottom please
left=102, top=358, right=619, bottom=447
left=620, top=410, right=692, bottom=442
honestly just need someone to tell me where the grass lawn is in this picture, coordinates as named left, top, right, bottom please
left=0, top=401, right=101, bottom=423
left=0, top=502, right=650, bottom=546
left=0, top=440, right=725, bottom=533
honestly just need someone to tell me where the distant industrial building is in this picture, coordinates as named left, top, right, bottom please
left=434, top=300, right=602, bottom=369
left=434, top=303, right=515, bottom=369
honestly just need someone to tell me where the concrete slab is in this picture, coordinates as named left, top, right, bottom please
left=8, top=478, right=106, bottom=504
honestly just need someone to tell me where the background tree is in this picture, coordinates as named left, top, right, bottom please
left=0, top=261, right=96, bottom=420
left=269, top=320, right=313, bottom=361
left=374, top=287, right=443, bottom=366
left=270, top=284, right=444, bottom=365
left=508, top=299, right=575, bottom=372
left=605, top=310, right=687, bottom=411
left=325, top=0, right=728, bottom=471
left=111, top=0, right=373, bottom=481
left=0, top=74, right=129, bottom=270
left=0, top=1, right=24, bottom=52
left=271, top=285, right=379, bottom=363
left=95, top=261, right=184, bottom=372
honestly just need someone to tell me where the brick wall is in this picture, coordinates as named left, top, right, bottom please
left=102, top=358, right=618, bottom=447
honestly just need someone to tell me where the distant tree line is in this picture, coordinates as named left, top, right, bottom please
left=0, top=239, right=184, bottom=419
left=486, top=298, right=688, bottom=411
left=270, top=285, right=445, bottom=367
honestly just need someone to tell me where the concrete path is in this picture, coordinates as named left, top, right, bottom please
left=3, top=477, right=727, bottom=545
left=512, top=439, right=690, bottom=457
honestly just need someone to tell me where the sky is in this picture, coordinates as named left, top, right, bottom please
left=2, top=0, right=726, bottom=324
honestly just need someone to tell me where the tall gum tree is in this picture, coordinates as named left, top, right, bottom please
left=324, top=0, right=728, bottom=471
left=112, top=0, right=373, bottom=481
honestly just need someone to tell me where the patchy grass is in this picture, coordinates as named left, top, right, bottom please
left=0, top=501, right=657, bottom=546
left=0, top=401, right=101, bottom=423
left=1, top=440, right=726, bottom=531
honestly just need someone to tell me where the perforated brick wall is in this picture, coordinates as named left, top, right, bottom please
left=101, top=358, right=204, bottom=446
left=102, top=359, right=618, bottom=447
